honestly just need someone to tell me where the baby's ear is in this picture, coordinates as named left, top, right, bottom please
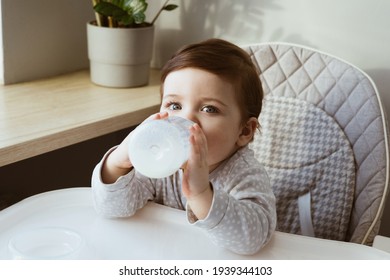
left=237, top=117, right=258, bottom=147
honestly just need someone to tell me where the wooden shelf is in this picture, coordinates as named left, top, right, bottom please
left=0, top=69, right=161, bottom=167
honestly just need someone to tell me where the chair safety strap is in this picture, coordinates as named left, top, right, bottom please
left=298, top=191, right=315, bottom=237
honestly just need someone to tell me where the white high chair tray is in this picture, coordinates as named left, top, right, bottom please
left=0, top=187, right=389, bottom=259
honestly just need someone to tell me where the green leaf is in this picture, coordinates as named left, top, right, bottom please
left=121, top=14, right=135, bottom=26
left=129, top=0, right=148, bottom=14
left=111, top=0, right=124, bottom=7
left=94, top=2, right=127, bottom=18
left=94, top=1, right=148, bottom=26
left=133, top=12, right=146, bottom=24
left=163, top=4, right=178, bottom=11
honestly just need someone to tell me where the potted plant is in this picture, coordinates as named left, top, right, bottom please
left=87, top=0, right=178, bottom=88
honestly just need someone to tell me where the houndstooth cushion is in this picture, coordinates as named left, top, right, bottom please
left=243, top=42, right=389, bottom=244
left=250, top=96, right=356, bottom=240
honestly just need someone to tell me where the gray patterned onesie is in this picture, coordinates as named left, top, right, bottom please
left=91, top=146, right=276, bottom=255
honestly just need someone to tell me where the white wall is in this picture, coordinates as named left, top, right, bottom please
left=0, top=0, right=93, bottom=84
left=1, top=0, right=390, bottom=236
left=153, top=0, right=390, bottom=111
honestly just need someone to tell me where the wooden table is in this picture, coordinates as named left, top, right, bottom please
left=0, top=70, right=161, bottom=167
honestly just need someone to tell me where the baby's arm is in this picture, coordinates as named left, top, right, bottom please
left=101, top=134, right=133, bottom=184
left=91, top=148, right=157, bottom=217
left=188, top=150, right=277, bottom=255
left=92, top=111, right=169, bottom=217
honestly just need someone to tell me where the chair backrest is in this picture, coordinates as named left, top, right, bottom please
left=244, top=42, right=390, bottom=245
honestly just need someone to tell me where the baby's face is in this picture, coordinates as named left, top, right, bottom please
left=161, top=67, right=245, bottom=172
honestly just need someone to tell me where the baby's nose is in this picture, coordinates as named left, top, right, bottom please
left=176, top=110, right=197, bottom=124
left=183, top=114, right=199, bottom=126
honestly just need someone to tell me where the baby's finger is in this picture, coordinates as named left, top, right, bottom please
left=190, top=124, right=208, bottom=164
left=145, top=111, right=169, bottom=122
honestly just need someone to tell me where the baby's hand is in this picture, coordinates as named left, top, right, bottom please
left=102, top=111, right=169, bottom=183
left=182, top=124, right=213, bottom=219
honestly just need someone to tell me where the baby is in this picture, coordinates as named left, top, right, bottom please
left=91, top=38, right=276, bottom=255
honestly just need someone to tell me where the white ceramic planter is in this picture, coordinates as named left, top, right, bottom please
left=87, top=22, right=154, bottom=88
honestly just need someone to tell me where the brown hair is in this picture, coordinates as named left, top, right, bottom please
left=160, top=38, right=263, bottom=124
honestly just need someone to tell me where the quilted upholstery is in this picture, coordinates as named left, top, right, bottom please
left=251, top=96, right=356, bottom=240
left=243, top=43, right=390, bottom=244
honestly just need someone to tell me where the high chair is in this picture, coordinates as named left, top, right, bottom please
left=244, top=42, right=389, bottom=245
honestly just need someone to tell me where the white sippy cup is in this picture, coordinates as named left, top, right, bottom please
left=128, top=116, right=194, bottom=178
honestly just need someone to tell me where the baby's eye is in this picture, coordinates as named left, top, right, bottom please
left=168, top=102, right=182, bottom=111
left=201, top=105, right=218, bottom=114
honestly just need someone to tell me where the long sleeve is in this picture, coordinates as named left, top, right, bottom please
left=91, top=148, right=187, bottom=217
left=187, top=147, right=277, bottom=255
left=91, top=148, right=155, bottom=217
left=91, top=146, right=276, bottom=255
